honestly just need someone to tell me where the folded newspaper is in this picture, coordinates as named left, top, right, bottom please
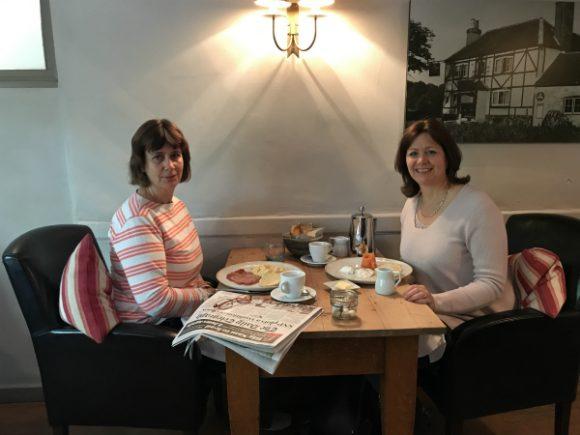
left=172, top=290, right=322, bottom=374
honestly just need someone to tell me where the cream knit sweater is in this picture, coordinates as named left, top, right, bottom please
left=400, top=185, right=515, bottom=331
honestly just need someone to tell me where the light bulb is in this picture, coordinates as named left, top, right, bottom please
left=298, top=0, right=334, bottom=8
left=254, top=0, right=291, bottom=13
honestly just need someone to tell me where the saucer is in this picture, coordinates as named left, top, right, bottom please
left=271, top=286, right=316, bottom=303
left=300, top=254, right=337, bottom=267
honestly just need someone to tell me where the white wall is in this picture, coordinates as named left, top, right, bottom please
left=54, top=0, right=408, bottom=221
left=1, top=0, right=580, bottom=397
left=0, top=90, right=72, bottom=392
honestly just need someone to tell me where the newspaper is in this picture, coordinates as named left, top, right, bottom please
left=172, top=290, right=322, bottom=374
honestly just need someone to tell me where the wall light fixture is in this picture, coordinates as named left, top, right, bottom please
left=255, top=0, right=334, bottom=57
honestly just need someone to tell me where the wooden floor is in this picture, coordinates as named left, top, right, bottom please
left=417, top=386, right=580, bottom=435
left=1, top=386, right=580, bottom=435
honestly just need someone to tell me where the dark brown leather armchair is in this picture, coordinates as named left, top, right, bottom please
left=419, top=213, right=580, bottom=435
left=2, top=225, right=209, bottom=435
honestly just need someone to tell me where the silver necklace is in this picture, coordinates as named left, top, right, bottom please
left=414, top=212, right=428, bottom=229
left=419, top=187, right=449, bottom=218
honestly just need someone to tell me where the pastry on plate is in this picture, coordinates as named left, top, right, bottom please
left=361, top=253, right=377, bottom=269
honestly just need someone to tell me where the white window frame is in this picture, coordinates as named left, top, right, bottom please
left=494, top=56, right=513, bottom=74
left=563, top=96, right=580, bottom=114
left=492, top=90, right=510, bottom=106
left=455, top=63, right=468, bottom=78
left=0, top=0, right=57, bottom=88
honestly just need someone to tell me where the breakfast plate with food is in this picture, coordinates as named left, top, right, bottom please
left=216, top=261, right=302, bottom=292
left=324, top=253, right=412, bottom=285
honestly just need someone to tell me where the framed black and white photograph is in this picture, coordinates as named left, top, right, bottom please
left=406, top=0, right=580, bottom=142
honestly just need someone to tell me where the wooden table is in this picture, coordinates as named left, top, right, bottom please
left=220, top=248, right=446, bottom=435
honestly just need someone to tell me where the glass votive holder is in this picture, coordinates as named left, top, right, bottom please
left=265, top=241, right=285, bottom=262
left=330, top=289, right=358, bottom=320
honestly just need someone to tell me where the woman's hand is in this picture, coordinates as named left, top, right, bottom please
left=200, top=283, right=216, bottom=297
left=403, top=285, right=435, bottom=310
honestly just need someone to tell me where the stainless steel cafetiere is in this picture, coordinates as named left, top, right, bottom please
left=349, top=206, right=377, bottom=256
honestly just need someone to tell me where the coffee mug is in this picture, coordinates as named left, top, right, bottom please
left=279, top=270, right=306, bottom=299
left=374, top=267, right=401, bottom=296
left=309, top=241, right=332, bottom=263
left=330, top=236, right=349, bottom=258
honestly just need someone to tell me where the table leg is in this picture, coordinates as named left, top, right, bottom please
left=380, top=336, right=419, bottom=435
left=226, top=349, right=260, bottom=435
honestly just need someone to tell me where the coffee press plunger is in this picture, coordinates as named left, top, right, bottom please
left=349, top=206, right=377, bottom=256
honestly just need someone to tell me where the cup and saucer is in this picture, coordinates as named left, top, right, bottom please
left=270, top=269, right=316, bottom=303
left=301, top=241, right=337, bottom=266
left=300, top=254, right=337, bottom=266
left=271, top=286, right=316, bottom=303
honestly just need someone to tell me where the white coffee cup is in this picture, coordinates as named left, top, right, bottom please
left=309, top=241, right=332, bottom=263
left=279, top=270, right=306, bottom=299
left=330, top=236, right=349, bottom=258
left=374, top=267, right=401, bottom=296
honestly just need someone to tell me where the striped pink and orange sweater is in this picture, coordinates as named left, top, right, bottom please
left=109, top=192, right=210, bottom=323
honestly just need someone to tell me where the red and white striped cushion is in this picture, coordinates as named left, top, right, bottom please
left=59, top=234, right=119, bottom=343
left=508, top=247, right=567, bottom=318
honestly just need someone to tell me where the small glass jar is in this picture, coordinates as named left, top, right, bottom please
left=265, top=241, right=285, bottom=261
left=330, top=289, right=358, bottom=320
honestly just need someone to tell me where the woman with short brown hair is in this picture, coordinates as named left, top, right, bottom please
left=109, top=119, right=213, bottom=324
left=129, top=119, right=192, bottom=188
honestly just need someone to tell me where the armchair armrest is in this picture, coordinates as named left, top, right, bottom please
left=110, top=322, right=179, bottom=340
left=448, top=309, right=544, bottom=345
left=46, top=322, right=179, bottom=341
left=34, top=323, right=192, bottom=361
left=437, top=309, right=580, bottom=417
left=447, top=308, right=580, bottom=349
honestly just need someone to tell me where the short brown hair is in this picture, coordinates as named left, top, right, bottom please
left=129, top=119, right=191, bottom=187
left=394, top=118, right=470, bottom=197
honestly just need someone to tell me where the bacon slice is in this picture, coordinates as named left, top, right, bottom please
left=226, top=268, right=260, bottom=285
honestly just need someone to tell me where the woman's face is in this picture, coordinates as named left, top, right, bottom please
left=405, top=133, right=448, bottom=188
left=143, top=144, right=184, bottom=193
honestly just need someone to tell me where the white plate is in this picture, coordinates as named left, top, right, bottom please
left=325, top=257, right=413, bottom=285
left=300, top=254, right=337, bottom=266
left=270, top=286, right=316, bottom=303
left=216, top=261, right=301, bottom=292
left=324, top=280, right=361, bottom=291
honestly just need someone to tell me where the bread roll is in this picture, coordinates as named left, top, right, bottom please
left=290, top=224, right=302, bottom=237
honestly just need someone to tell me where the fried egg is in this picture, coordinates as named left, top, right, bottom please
left=339, top=265, right=355, bottom=275
left=354, top=268, right=374, bottom=279
left=250, top=264, right=285, bottom=276
left=259, top=272, right=280, bottom=287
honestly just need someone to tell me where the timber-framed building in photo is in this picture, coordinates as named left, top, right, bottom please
left=442, top=2, right=580, bottom=125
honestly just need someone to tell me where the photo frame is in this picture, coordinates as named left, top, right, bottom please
left=406, top=0, right=580, bottom=142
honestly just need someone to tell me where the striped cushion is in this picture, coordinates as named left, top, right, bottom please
left=59, top=234, right=119, bottom=343
left=508, top=247, right=567, bottom=318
